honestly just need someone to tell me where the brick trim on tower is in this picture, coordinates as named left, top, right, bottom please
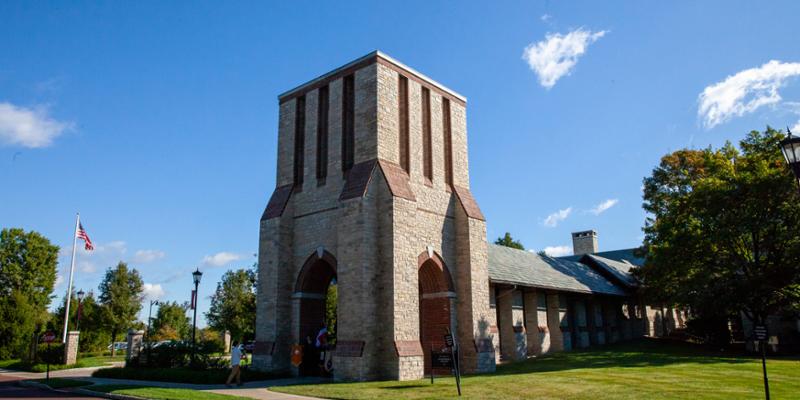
left=453, top=185, right=485, bottom=221
left=340, top=159, right=377, bottom=200
left=261, top=184, right=293, bottom=220
left=377, top=160, right=416, bottom=201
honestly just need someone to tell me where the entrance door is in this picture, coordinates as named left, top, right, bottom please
left=419, top=258, right=453, bottom=375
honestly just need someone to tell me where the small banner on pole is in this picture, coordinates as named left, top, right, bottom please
left=190, top=290, right=197, bottom=310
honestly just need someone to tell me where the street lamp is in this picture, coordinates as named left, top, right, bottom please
left=147, top=300, right=161, bottom=340
left=779, top=127, right=800, bottom=191
left=191, top=268, right=203, bottom=363
left=76, top=290, right=85, bottom=331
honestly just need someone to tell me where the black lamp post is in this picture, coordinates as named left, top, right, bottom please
left=191, top=268, right=203, bottom=363
left=76, top=290, right=85, bottom=331
left=147, top=300, right=160, bottom=340
left=779, top=128, right=800, bottom=191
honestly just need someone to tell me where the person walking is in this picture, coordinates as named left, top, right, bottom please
left=226, top=340, right=244, bottom=387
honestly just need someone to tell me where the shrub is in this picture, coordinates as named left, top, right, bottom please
left=685, top=315, right=732, bottom=346
left=37, top=342, right=64, bottom=365
left=129, top=340, right=226, bottom=369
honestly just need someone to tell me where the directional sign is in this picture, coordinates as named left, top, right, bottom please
left=42, top=331, right=56, bottom=343
left=754, top=325, right=768, bottom=341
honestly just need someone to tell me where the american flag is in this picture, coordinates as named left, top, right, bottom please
left=77, top=223, right=94, bottom=251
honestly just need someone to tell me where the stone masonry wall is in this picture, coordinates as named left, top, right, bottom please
left=256, top=55, right=493, bottom=381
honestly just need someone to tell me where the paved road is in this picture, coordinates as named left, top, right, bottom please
left=0, top=367, right=323, bottom=400
left=0, top=373, right=101, bottom=399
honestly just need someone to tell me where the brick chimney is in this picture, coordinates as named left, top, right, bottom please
left=571, top=230, right=598, bottom=255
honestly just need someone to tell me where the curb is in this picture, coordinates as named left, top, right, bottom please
left=74, top=387, right=147, bottom=400
left=18, top=380, right=53, bottom=391
left=18, top=380, right=144, bottom=400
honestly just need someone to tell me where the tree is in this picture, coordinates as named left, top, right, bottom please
left=98, top=262, right=144, bottom=355
left=52, top=290, right=109, bottom=352
left=205, top=268, right=256, bottom=342
left=325, top=281, right=337, bottom=343
left=0, top=228, right=59, bottom=359
left=637, top=127, right=800, bottom=342
left=494, top=232, right=525, bottom=250
left=151, top=301, right=190, bottom=341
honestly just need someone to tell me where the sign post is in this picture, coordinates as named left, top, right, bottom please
left=41, top=331, right=56, bottom=384
left=444, top=330, right=462, bottom=397
left=754, top=325, right=770, bottom=400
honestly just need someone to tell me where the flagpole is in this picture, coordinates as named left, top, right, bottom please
left=62, top=213, right=80, bottom=343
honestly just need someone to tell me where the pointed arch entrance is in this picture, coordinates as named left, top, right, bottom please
left=418, top=251, right=456, bottom=375
left=294, top=250, right=337, bottom=376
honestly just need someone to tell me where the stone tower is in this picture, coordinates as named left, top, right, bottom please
left=254, top=51, right=496, bottom=381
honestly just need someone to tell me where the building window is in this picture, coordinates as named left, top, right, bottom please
left=316, top=85, right=329, bottom=185
left=293, top=95, right=306, bottom=188
left=398, top=75, right=410, bottom=174
left=442, top=97, right=453, bottom=187
left=341, top=74, right=355, bottom=175
left=421, top=87, right=432, bottom=183
left=489, top=285, right=496, bottom=308
left=512, top=290, right=523, bottom=309
left=537, top=293, right=547, bottom=312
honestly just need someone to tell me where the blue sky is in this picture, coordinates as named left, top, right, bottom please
left=2, top=1, right=800, bottom=326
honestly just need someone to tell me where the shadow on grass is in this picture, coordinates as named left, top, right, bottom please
left=491, top=338, right=763, bottom=377
left=379, top=384, right=429, bottom=389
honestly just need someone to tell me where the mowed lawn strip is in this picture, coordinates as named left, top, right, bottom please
left=0, top=355, right=123, bottom=372
left=271, top=339, right=800, bottom=400
left=89, top=384, right=251, bottom=400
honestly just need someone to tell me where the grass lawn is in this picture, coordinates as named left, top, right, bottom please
left=89, top=384, right=250, bottom=400
left=0, top=354, right=124, bottom=372
left=29, top=378, right=93, bottom=388
left=272, top=339, right=800, bottom=400
left=92, top=366, right=285, bottom=384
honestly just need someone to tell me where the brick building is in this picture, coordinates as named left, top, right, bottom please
left=253, top=51, right=681, bottom=381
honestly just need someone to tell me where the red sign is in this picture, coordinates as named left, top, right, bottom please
left=42, top=331, right=56, bottom=343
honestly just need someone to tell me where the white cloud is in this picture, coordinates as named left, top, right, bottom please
left=792, top=119, right=800, bottom=133
left=142, top=283, right=165, bottom=300
left=132, top=249, right=166, bottom=264
left=201, top=252, right=243, bottom=267
left=78, top=261, right=96, bottom=273
left=543, top=207, right=572, bottom=227
left=0, top=102, right=72, bottom=148
left=55, top=274, right=64, bottom=288
left=522, top=28, right=607, bottom=89
left=589, top=199, right=619, bottom=215
left=542, top=245, right=572, bottom=257
left=58, top=240, right=127, bottom=277
left=540, top=14, right=552, bottom=22
left=698, top=60, right=800, bottom=129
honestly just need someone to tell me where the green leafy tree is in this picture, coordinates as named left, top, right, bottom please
left=638, top=127, right=800, bottom=342
left=205, top=268, right=256, bottom=342
left=325, top=281, right=337, bottom=343
left=494, top=232, right=525, bottom=250
left=0, top=228, right=59, bottom=359
left=151, top=301, right=190, bottom=341
left=98, top=262, right=144, bottom=355
left=52, top=290, right=109, bottom=352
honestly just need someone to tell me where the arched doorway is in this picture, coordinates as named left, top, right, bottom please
left=418, top=252, right=455, bottom=375
left=294, top=251, right=337, bottom=376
